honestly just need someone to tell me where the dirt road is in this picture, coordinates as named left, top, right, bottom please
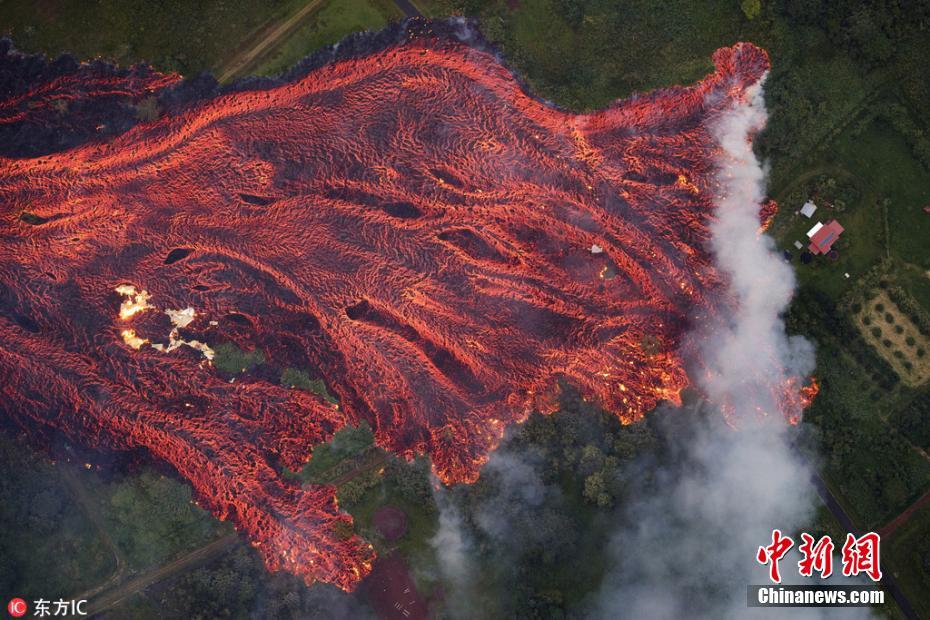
left=87, top=533, right=239, bottom=617
left=216, top=0, right=327, bottom=82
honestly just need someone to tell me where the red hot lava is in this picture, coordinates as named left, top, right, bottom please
left=1, top=28, right=773, bottom=589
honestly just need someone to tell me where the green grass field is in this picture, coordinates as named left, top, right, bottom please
left=293, top=423, right=373, bottom=483
left=250, top=0, right=402, bottom=77
left=1, top=0, right=404, bottom=79
left=340, top=460, right=441, bottom=595
left=212, top=342, right=266, bottom=374
left=834, top=119, right=930, bottom=267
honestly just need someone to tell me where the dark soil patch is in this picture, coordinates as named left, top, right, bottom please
left=372, top=505, right=408, bottom=541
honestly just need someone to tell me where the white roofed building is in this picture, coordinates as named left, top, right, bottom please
left=800, top=201, right=817, bottom=218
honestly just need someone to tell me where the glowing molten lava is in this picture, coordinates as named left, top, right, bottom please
left=0, top=27, right=784, bottom=589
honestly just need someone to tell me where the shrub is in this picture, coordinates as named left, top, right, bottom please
left=863, top=315, right=872, bottom=325
left=903, top=361, right=913, bottom=371
left=872, top=327, right=882, bottom=337
left=876, top=303, right=885, bottom=312
left=213, top=343, right=265, bottom=374
left=895, top=325, right=904, bottom=334
left=883, top=339, right=892, bottom=348
left=918, top=348, right=926, bottom=357
left=906, top=336, right=916, bottom=346
left=885, top=313, right=894, bottom=323
left=852, top=302, right=863, bottom=313
left=893, top=350, right=904, bottom=359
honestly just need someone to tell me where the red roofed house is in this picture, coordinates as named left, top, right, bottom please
left=807, top=220, right=844, bottom=255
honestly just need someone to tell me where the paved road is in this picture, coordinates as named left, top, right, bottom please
left=393, top=0, right=423, bottom=19
left=803, top=459, right=919, bottom=619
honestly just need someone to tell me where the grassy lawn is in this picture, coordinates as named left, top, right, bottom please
left=281, top=367, right=339, bottom=404
left=780, top=200, right=885, bottom=301
left=0, top=0, right=310, bottom=75
left=1, top=0, right=404, bottom=80
left=249, top=0, right=403, bottom=77
left=886, top=500, right=930, bottom=618
left=407, top=0, right=457, bottom=18
left=900, top=263, right=930, bottom=316
left=772, top=114, right=930, bottom=306
left=835, top=119, right=930, bottom=270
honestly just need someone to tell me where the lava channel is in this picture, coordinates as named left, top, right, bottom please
left=1, top=23, right=776, bottom=589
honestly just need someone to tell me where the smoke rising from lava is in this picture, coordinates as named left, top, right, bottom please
left=0, top=22, right=812, bottom=591
left=589, top=77, right=866, bottom=619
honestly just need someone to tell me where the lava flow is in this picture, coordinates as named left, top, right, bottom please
left=1, top=24, right=782, bottom=589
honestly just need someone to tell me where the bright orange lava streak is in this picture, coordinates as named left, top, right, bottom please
left=0, top=29, right=779, bottom=589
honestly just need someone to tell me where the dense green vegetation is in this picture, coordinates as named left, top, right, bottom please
left=438, top=399, right=661, bottom=616
left=87, top=469, right=231, bottom=571
left=0, top=432, right=114, bottom=601
left=292, top=422, right=374, bottom=483
left=281, top=367, right=338, bottom=404
left=212, top=342, right=266, bottom=374
left=886, top=501, right=930, bottom=619
left=0, top=0, right=309, bottom=75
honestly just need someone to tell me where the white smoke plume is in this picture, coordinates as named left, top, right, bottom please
left=430, top=481, right=477, bottom=615
left=589, top=77, right=871, bottom=618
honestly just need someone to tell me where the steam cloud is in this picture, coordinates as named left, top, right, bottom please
left=590, top=77, right=871, bottom=618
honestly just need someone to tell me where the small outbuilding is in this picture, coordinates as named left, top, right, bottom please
left=800, top=201, right=817, bottom=218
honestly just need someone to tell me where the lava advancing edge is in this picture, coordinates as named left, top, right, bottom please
left=1, top=24, right=793, bottom=589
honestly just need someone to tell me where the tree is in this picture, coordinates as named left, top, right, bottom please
left=578, top=445, right=604, bottom=476
left=583, top=472, right=611, bottom=507
left=846, top=8, right=894, bottom=67
left=740, top=0, right=762, bottom=20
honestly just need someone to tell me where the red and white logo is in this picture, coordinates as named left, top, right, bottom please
left=757, top=529, right=883, bottom=583
left=7, top=598, right=27, bottom=618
